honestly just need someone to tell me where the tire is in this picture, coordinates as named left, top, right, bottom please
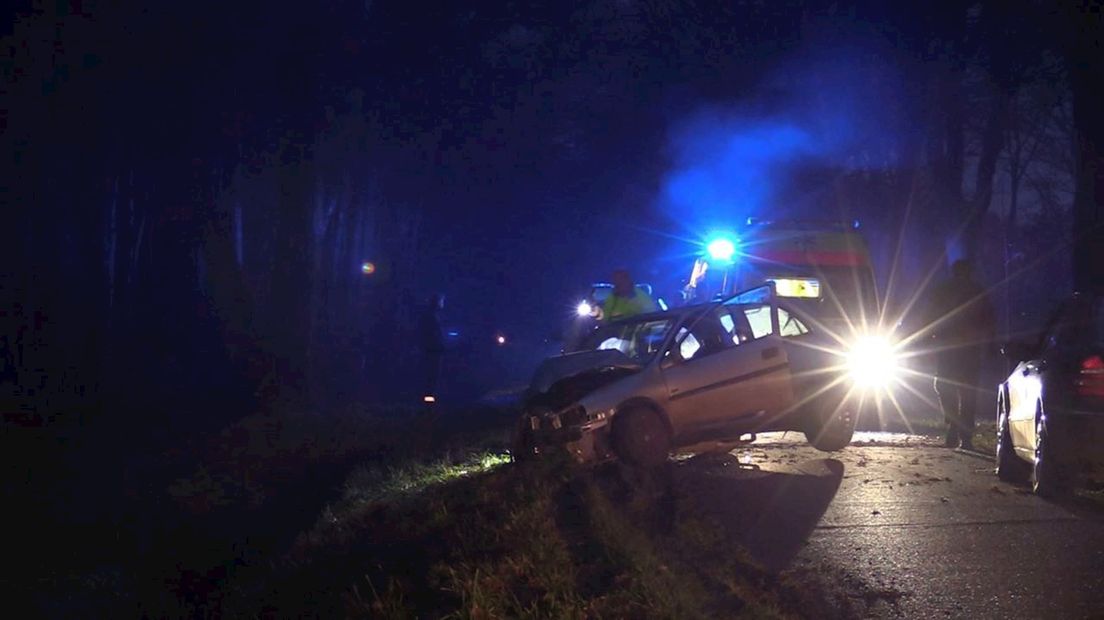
left=611, top=407, right=671, bottom=469
left=1031, top=406, right=1066, bottom=497
left=995, top=390, right=1027, bottom=482
left=805, top=405, right=857, bottom=452
left=511, top=419, right=534, bottom=463
left=511, top=406, right=547, bottom=463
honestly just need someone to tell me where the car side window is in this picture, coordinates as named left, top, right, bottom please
left=677, top=328, right=701, bottom=359
left=742, top=304, right=774, bottom=339
left=719, top=313, right=736, bottom=338
left=717, top=305, right=765, bottom=344
left=778, top=307, right=809, bottom=337
left=718, top=310, right=745, bottom=345
left=672, top=312, right=732, bottom=362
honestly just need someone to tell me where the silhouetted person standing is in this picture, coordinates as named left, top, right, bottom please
left=417, top=293, right=446, bottom=401
left=925, top=260, right=995, bottom=450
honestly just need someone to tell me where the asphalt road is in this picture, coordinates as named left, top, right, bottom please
left=685, top=432, right=1104, bottom=619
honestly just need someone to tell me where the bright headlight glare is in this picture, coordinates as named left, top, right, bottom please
left=576, top=301, right=592, bottom=317
left=846, top=335, right=899, bottom=389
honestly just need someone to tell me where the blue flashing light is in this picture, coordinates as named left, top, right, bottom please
left=706, top=236, right=738, bottom=262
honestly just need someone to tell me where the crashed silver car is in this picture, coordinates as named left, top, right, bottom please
left=516, top=284, right=889, bottom=466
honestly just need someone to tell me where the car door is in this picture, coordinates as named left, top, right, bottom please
left=1007, top=309, right=1064, bottom=455
left=1006, top=356, right=1042, bottom=457
left=661, top=286, right=793, bottom=434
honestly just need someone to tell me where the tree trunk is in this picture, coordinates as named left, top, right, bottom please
left=1004, top=155, right=1020, bottom=341
left=1070, top=18, right=1104, bottom=294
left=964, top=91, right=1011, bottom=260
left=268, top=155, right=315, bottom=403
left=925, top=66, right=967, bottom=268
left=106, top=174, right=119, bottom=310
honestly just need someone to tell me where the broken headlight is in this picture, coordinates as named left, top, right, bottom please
left=531, top=405, right=587, bottom=431
left=559, top=405, right=587, bottom=428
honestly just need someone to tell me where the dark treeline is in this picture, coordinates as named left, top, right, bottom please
left=4, top=0, right=1104, bottom=439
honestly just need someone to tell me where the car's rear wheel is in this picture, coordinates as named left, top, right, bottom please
left=611, top=407, right=670, bottom=469
left=805, top=405, right=857, bottom=452
left=1031, top=405, right=1066, bottom=497
left=995, top=390, right=1027, bottom=482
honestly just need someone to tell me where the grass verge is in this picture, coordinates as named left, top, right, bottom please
left=227, top=449, right=811, bottom=618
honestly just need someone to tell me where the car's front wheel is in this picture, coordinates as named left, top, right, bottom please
left=611, top=407, right=671, bottom=469
left=805, top=405, right=856, bottom=452
left=511, top=405, right=549, bottom=463
left=995, top=390, right=1028, bottom=482
left=1031, top=408, right=1066, bottom=497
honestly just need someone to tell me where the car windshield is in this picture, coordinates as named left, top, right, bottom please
left=579, top=316, right=676, bottom=363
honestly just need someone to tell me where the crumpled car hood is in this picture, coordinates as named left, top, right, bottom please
left=529, top=349, right=642, bottom=394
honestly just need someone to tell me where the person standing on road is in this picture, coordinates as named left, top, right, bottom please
left=924, top=259, right=996, bottom=450
left=602, top=269, right=657, bottom=322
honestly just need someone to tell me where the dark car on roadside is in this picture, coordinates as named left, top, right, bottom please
left=996, top=292, right=1104, bottom=495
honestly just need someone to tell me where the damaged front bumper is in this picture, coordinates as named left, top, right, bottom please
left=516, top=407, right=614, bottom=464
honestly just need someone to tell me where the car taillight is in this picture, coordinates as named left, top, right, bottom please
left=1075, top=355, right=1104, bottom=398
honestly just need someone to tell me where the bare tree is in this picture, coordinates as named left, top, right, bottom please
left=1068, top=5, right=1104, bottom=293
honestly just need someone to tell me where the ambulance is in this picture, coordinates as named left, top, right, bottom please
left=684, top=219, right=879, bottom=335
